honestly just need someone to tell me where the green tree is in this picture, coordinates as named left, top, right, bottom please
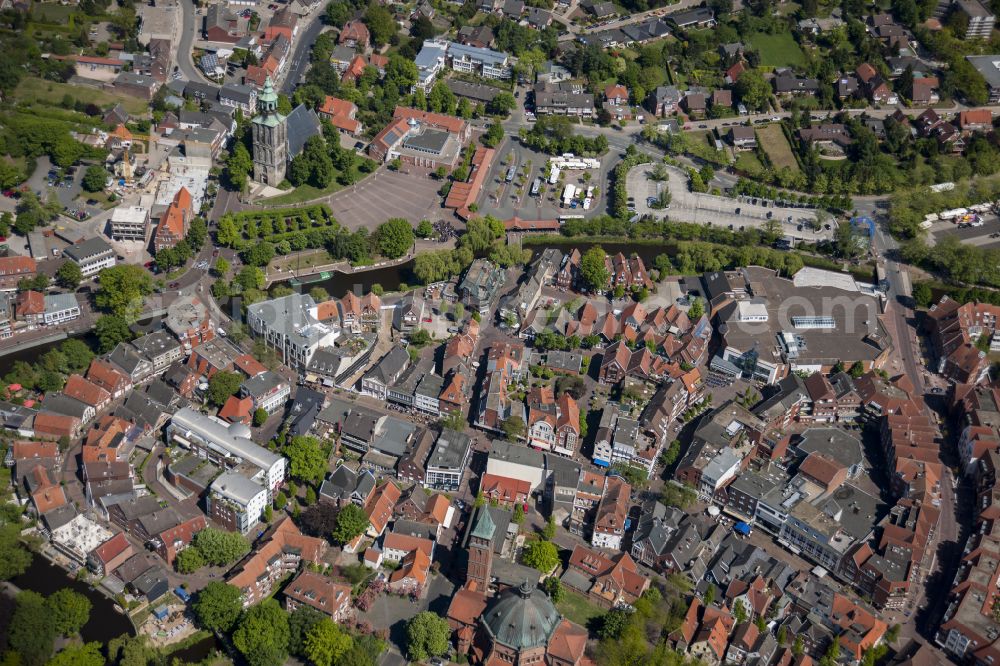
left=501, top=415, right=525, bottom=441
left=580, top=246, right=609, bottom=292
left=212, top=257, right=231, bottom=278
left=107, top=635, right=157, bottom=666
left=405, top=611, right=450, bottom=662
left=285, top=435, right=327, bottom=484
left=482, top=121, right=504, bottom=147
left=253, top=407, right=268, bottom=427
left=912, top=281, right=933, bottom=308
left=81, top=165, right=109, bottom=192
left=46, top=589, right=91, bottom=636
left=236, top=265, right=266, bottom=291
left=95, top=265, right=153, bottom=318
left=733, top=599, right=748, bottom=624
left=542, top=515, right=557, bottom=540
left=332, top=503, right=370, bottom=544
left=56, top=261, right=82, bottom=289
left=288, top=605, right=326, bottom=657
left=59, top=338, right=93, bottom=373
left=244, top=240, right=276, bottom=267
left=207, top=371, right=243, bottom=406
left=523, top=539, right=559, bottom=572
left=175, top=546, right=206, bottom=573
left=599, top=608, right=631, bottom=640
left=512, top=504, right=525, bottom=524
left=216, top=215, right=242, bottom=247
left=193, top=528, right=251, bottom=566
left=304, top=618, right=354, bottom=666
left=9, top=590, right=56, bottom=666
left=488, top=92, right=517, bottom=116
left=376, top=218, right=414, bottom=259
left=543, top=576, right=563, bottom=602
left=735, top=69, right=771, bottom=111
left=416, top=219, right=434, bottom=238
left=94, top=314, right=132, bottom=353
left=226, top=141, right=253, bottom=191
left=233, top=599, right=291, bottom=666
left=687, top=297, right=704, bottom=320
left=363, top=5, right=396, bottom=46
left=660, top=482, right=697, bottom=509
left=193, top=582, right=244, bottom=633
left=46, top=642, right=104, bottom=666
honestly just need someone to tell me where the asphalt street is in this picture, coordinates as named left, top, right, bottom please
left=176, top=0, right=210, bottom=84
left=281, top=17, right=326, bottom=94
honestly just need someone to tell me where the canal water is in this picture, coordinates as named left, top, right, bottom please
left=10, top=553, right=134, bottom=643
left=166, top=634, right=225, bottom=663
left=271, top=240, right=671, bottom=298
left=285, top=258, right=416, bottom=296
left=0, top=332, right=98, bottom=379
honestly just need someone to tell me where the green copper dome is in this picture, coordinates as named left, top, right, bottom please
left=253, top=76, right=285, bottom=127
left=481, top=581, right=562, bottom=651
left=259, top=76, right=278, bottom=106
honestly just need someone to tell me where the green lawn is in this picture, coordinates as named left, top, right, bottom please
left=32, top=3, right=77, bottom=22
left=748, top=31, right=805, bottom=68
left=756, top=124, right=800, bottom=173
left=261, top=161, right=373, bottom=206
left=12, top=77, right=151, bottom=116
left=734, top=151, right=766, bottom=176
left=556, top=589, right=605, bottom=628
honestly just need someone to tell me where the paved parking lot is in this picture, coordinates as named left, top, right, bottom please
left=476, top=138, right=614, bottom=221
left=926, top=213, right=1000, bottom=247
left=138, top=1, right=179, bottom=43
left=325, top=169, right=445, bottom=230
left=627, top=164, right=831, bottom=243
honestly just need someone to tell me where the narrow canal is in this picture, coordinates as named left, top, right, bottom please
left=10, top=554, right=134, bottom=643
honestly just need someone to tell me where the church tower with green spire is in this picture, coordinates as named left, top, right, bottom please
left=467, top=506, right=496, bottom=591
left=251, top=76, right=288, bottom=185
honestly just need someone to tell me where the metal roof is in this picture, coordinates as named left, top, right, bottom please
left=482, top=582, right=562, bottom=650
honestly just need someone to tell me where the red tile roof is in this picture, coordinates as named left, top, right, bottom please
left=393, top=106, right=468, bottom=135
left=318, top=96, right=361, bottom=133
left=228, top=518, right=326, bottom=592
left=15, top=290, right=44, bottom=316
left=87, top=359, right=130, bottom=395
left=219, top=396, right=253, bottom=424
left=63, top=374, right=111, bottom=409
left=91, top=532, right=131, bottom=564
left=383, top=531, right=434, bottom=558
left=365, top=481, right=401, bottom=535
left=390, top=548, right=430, bottom=586
left=234, top=354, right=268, bottom=378
left=32, top=412, right=80, bottom=439
left=11, top=440, right=58, bottom=460
left=480, top=473, right=531, bottom=504
left=0, top=255, right=37, bottom=278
